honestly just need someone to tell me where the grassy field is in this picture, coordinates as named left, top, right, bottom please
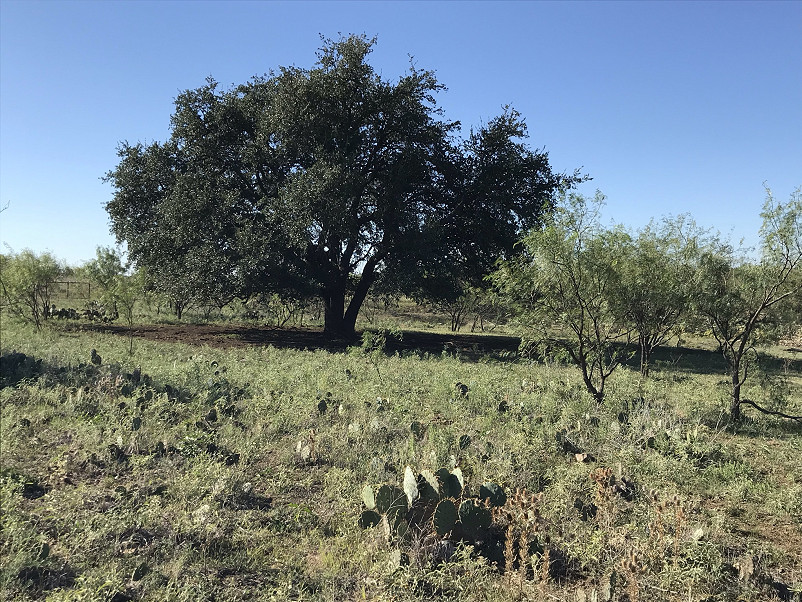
left=1, top=316, right=801, bottom=601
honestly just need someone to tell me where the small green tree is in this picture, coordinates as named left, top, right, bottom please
left=116, top=270, right=143, bottom=354
left=469, top=286, right=512, bottom=332
left=429, top=286, right=481, bottom=333
left=496, top=192, right=632, bottom=403
left=613, top=216, right=703, bottom=376
left=84, top=247, right=144, bottom=351
left=694, top=187, right=802, bottom=421
left=83, top=246, right=126, bottom=317
left=0, top=250, right=64, bottom=329
left=430, top=285, right=511, bottom=333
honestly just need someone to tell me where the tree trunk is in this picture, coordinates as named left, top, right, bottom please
left=730, top=368, right=742, bottom=421
left=726, top=336, right=751, bottom=422
left=318, top=247, right=383, bottom=339
left=336, top=258, right=380, bottom=339
left=323, top=280, right=348, bottom=338
left=640, top=336, right=651, bottom=377
left=578, top=358, right=604, bottom=404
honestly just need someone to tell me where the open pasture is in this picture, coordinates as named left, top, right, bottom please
left=1, top=320, right=801, bottom=601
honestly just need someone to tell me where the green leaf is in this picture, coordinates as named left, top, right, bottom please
left=37, top=542, right=49, bottom=561
left=132, top=562, right=149, bottom=581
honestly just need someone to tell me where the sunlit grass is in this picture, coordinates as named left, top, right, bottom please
left=1, top=316, right=800, bottom=601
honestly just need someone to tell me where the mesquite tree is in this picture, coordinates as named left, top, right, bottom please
left=496, top=192, right=631, bottom=403
left=613, top=217, right=703, bottom=376
left=694, top=187, right=802, bottom=421
left=0, top=250, right=64, bottom=329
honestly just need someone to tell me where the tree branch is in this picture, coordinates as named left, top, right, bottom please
left=739, top=399, right=802, bottom=423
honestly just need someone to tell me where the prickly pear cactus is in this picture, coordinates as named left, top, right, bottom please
left=360, top=467, right=510, bottom=554
left=362, top=483, right=376, bottom=510
left=375, top=484, right=407, bottom=519
left=479, top=482, right=507, bottom=507
left=403, top=466, right=419, bottom=506
left=359, top=469, right=544, bottom=576
left=433, top=498, right=458, bottom=536
left=435, top=467, right=463, bottom=499
left=417, top=469, right=440, bottom=503
left=359, top=509, right=381, bottom=528
left=458, top=499, right=492, bottom=537
left=359, top=482, right=410, bottom=539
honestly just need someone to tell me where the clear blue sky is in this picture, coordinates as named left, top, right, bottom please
left=1, top=0, right=800, bottom=266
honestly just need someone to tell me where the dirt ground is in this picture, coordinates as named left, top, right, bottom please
left=81, top=323, right=522, bottom=358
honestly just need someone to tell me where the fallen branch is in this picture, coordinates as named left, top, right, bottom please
left=739, top=399, right=802, bottom=423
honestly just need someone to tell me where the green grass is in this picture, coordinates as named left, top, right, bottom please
left=1, top=317, right=801, bottom=601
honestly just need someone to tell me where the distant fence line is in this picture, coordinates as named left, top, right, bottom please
left=53, top=281, right=92, bottom=300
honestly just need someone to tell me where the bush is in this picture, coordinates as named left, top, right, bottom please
left=0, top=250, right=65, bottom=329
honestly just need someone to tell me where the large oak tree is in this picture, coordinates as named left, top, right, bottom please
left=105, top=35, right=579, bottom=336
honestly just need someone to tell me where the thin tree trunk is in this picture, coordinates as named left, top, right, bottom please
left=640, top=337, right=652, bottom=377
left=727, top=328, right=752, bottom=422
left=578, top=358, right=604, bottom=404
left=730, top=368, right=742, bottom=421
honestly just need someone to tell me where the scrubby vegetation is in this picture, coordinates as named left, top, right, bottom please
left=2, top=29, right=799, bottom=602
left=2, top=315, right=800, bottom=601
left=2, top=186, right=799, bottom=599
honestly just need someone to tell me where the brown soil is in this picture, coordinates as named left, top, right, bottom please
left=80, top=323, right=521, bottom=358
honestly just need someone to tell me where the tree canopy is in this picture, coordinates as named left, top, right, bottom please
left=104, top=35, right=581, bottom=336
left=612, top=216, right=703, bottom=376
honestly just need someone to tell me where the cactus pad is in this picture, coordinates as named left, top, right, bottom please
left=459, top=499, right=492, bottom=534
left=358, top=510, right=381, bottom=528
left=375, top=484, right=407, bottom=518
left=479, top=482, right=507, bottom=507
left=417, top=470, right=440, bottom=502
left=436, top=468, right=463, bottom=499
left=361, top=484, right=376, bottom=510
left=433, top=499, right=458, bottom=536
left=403, top=466, right=419, bottom=506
